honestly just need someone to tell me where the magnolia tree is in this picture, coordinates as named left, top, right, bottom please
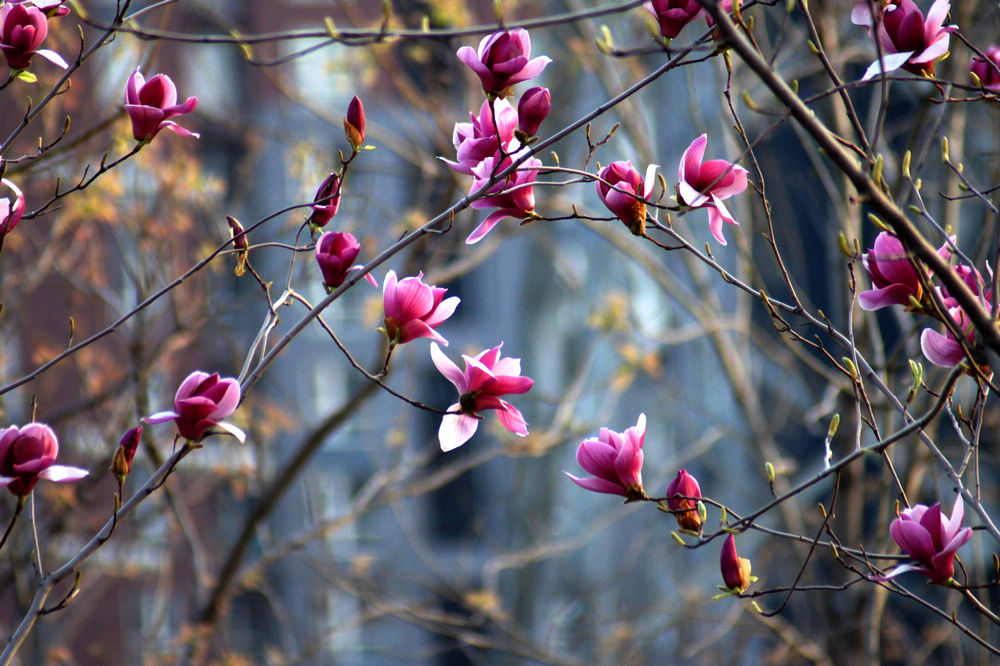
left=1, top=0, right=999, bottom=662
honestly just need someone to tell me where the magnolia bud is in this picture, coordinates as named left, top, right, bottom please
left=344, top=96, right=366, bottom=150
left=111, top=426, right=142, bottom=483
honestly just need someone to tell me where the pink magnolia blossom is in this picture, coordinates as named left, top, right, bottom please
left=676, top=134, right=748, bottom=245
left=645, top=0, right=703, bottom=40
left=431, top=342, right=534, bottom=452
left=467, top=152, right=541, bottom=244
left=0, top=2, right=66, bottom=70
left=0, top=423, right=88, bottom=497
left=0, top=177, right=25, bottom=237
left=315, top=231, right=376, bottom=291
left=596, top=161, right=658, bottom=235
left=456, top=28, right=551, bottom=97
left=920, top=306, right=977, bottom=367
left=123, top=68, right=198, bottom=142
left=859, top=232, right=923, bottom=310
left=517, top=86, right=551, bottom=138
left=307, top=173, right=341, bottom=228
left=939, top=262, right=988, bottom=309
left=444, top=98, right=519, bottom=175
left=720, top=534, right=753, bottom=592
left=382, top=270, right=459, bottom=346
left=566, top=413, right=647, bottom=500
left=344, top=95, right=365, bottom=149
left=145, top=371, right=245, bottom=443
left=665, top=468, right=702, bottom=531
left=882, top=494, right=972, bottom=582
left=970, top=46, right=1000, bottom=91
left=861, top=0, right=956, bottom=79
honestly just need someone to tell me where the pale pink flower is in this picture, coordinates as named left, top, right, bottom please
left=145, top=371, right=245, bottom=443
left=881, top=494, right=972, bottom=582
left=0, top=2, right=66, bottom=70
left=0, top=423, right=88, bottom=496
left=382, top=271, right=459, bottom=346
left=596, top=161, right=658, bottom=235
left=431, top=342, right=534, bottom=451
left=676, top=134, right=748, bottom=245
left=466, top=152, right=541, bottom=244
left=0, top=177, right=25, bottom=237
left=456, top=28, right=551, bottom=97
left=861, top=0, right=956, bottom=79
left=443, top=98, right=519, bottom=175
left=566, top=414, right=646, bottom=500
left=124, top=68, right=198, bottom=142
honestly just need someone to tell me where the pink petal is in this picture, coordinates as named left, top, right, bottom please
left=439, top=409, right=479, bottom=452
left=862, top=51, right=915, bottom=80
left=466, top=208, right=512, bottom=244
left=565, top=473, right=626, bottom=495
left=679, top=134, right=707, bottom=184
left=144, top=410, right=181, bottom=424
left=495, top=401, right=528, bottom=436
left=431, top=343, right=468, bottom=390
left=39, top=465, right=89, bottom=482
left=891, top=519, right=937, bottom=563
left=920, top=328, right=965, bottom=367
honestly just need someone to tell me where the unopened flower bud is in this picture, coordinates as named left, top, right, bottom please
left=344, top=96, right=366, bottom=150
left=110, top=426, right=142, bottom=483
left=227, top=216, right=249, bottom=276
left=665, top=468, right=702, bottom=531
left=308, top=173, right=341, bottom=229
left=720, top=534, right=752, bottom=592
left=516, top=87, right=550, bottom=138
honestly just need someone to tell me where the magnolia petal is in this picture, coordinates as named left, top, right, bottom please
left=431, top=343, right=467, bottom=391
left=39, top=465, right=89, bottom=482
left=495, top=401, right=528, bottom=436
left=706, top=206, right=729, bottom=246
left=424, top=295, right=461, bottom=328
left=144, top=410, right=181, bottom=424
left=862, top=51, right=915, bottom=81
left=466, top=209, right=511, bottom=244
left=565, top=472, right=626, bottom=496
left=642, top=163, right=659, bottom=199
left=858, top=284, right=917, bottom=310
left=439, top=410, right=479, bottom=452
left=891, top=519, right=937, bottom=563
left=160, top=121, right=200, bottom=139
left=920, top=328, right=966, bottom=367
left=34, top=48, right=68, bottom=69
left=212, top=421, right=247, bottom=443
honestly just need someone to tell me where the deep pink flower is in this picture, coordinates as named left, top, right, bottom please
left=315, top=231, right=377, bottom=291
left=862, top=0, right=955, bottom=79
left=0, top=423, right=88, bottom=496
left=645, top=0, right=703, bottom=40
left=859, top=232, right=923, bottom=310
left=344, top=95, right=365, bottom=149
left=596, top=161, right=658, bottom=235
left=444, top=98, right=519, bottom=176
left=517, top=86, right=551, bottom=138
left=456, top=28, right=551, bottom=97
left=123, top=68, right=198, bottom=142
left=676, top=134, right=748, bottom=245
left=307, top=173, right=341, bottom=228
left=431, top=342, right=534, bottom=451
left=970, top=46, right=1000, bottom=91
left=382, top=270, right=459, bottom=346
left=145, top=371, right=245, bottom=443
left=0, top=177, right=25, bottom=238
left=883, top=494, right=972, bottom=582
left=566, top=414, right=646, bottom=500
left=0, top=2, right=66, bottom=70
left=920, top=306, right=977, bottom=367
left=720, top=534, right=753, bottom=592
left=467, top=152, right=541, bottom=244
left=665, top=468, right=702, bottom=531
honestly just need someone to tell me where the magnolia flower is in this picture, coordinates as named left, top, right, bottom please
left=443, top=98, right=519, bottom=175
left=431, top=342, right=534, bottom=452
left=315, top=231, right=376, bottom=291
left=920, top=306, right=976, bottom=367
left=382, top=270, right=459, bottom=346
left=665, top=468, right=702, bottom=531
left=467, top=152, right=541, bottom=244
left=0, top=177, right=25, bottom=238
left=145, top=371, right=245, bottom=443
left=307, top=173, right=341, bottom=229
left=0, top=423, right=88, bottom=496
left=456, top=28, right=551, bottom=97
left=596, top=161, right=658, bottom=236
left=645, top=0, right=703, bottom=40
left=516, top=86, right=551, bottom=138
left=859, top=232, right=924, bottom=310
left=861, top=0, right=956, bottom=79
left=0, top=2, right=66, bottom=70
left=344, top=95, right=365, bottom=150
left=123, top=68, right=198, bottom=142
left=883, top=494, right=972, bottom=582
left=720, top=534, right=753, bottom=592
left=676, top=134, right=748, bottom=245
left=939, top=262, right=988, bottom=309
left=970, top=46, right=1000, bottom=91
left=566, top=414, right=647, bottom=500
